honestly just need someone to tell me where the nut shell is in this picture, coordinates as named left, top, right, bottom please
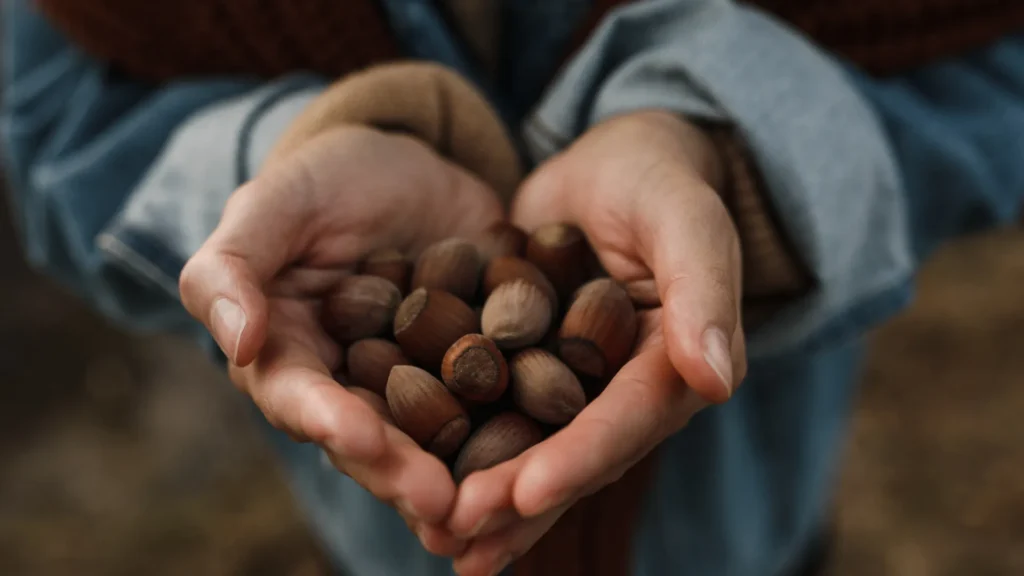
left=359, top=248, right=410, bottom=294
left=346, top=386, right=396, bottom=425
left=346, top=338, right=409, bottom=397
left=453, top=412, right=544, bottom=482
left=386, top=365, right=470, bottom=457
left=557, top=278, right=638, bottom=380
left=525, top=223, right=591, bottom=300
left=480, top=280, right=552, bottom=350
left=394, top=288, right=479, bottom=370
left=509, top=349, right=586, bottom=425
left=411, top=238, right=482, bottom=302
left=482, top=256, right=558, bottom=309
left=322, top=275, right=402, bottom=343
left=441, top=334, right=508, bottom=403
left=476, top=222, right=527, bottom=262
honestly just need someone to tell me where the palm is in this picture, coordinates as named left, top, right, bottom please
left=181, top=124, right=505, bottom=557
left=446, top=112, right=745, bottom=576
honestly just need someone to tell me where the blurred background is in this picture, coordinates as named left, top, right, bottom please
left=0, top=178, right=1022, bottom=576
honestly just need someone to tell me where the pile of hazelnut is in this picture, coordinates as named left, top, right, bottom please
left=324, top=222, right=646, bottom=482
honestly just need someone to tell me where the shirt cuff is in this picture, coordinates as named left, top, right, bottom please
left=98, top=77, right=325, bottom=300
left=523, top=0, right=913, bottom=358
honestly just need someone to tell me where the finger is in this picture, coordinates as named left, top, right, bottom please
left=511, top=345, right=707, bottom=518
left=448, top=459, right=523, bottom=538
left=241, top=302, right=458, bottom=524
left=635, top=176, right=744, bottom=403
left=325, top=424, right=458, bottom=525
left=407, top=521, right=468, bottom=557
left=452, top=505, right=571, bottom=576
left=180, top=164, right=320, bottom=365
left=237, top=300, right=385, bottom=460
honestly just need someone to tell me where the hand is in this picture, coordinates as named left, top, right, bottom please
left=446, top=111, right=748, bottom=575
left=179, top=125, right=504, bottom=555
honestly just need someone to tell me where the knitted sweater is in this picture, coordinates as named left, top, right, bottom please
left=35, top=0, right=1024, bottom=83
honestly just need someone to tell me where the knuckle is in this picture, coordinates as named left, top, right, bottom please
left=177, top=254, right=214, bottom=315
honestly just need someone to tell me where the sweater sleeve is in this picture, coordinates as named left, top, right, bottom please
left=1, top=0, right=325, bottom=345
left=522, top=0, right=914, bottom=359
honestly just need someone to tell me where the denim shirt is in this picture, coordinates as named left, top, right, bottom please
left=4, top=1, right=1024, bottom=575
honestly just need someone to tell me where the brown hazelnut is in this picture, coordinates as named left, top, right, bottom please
left=359, top=248, right=410, bottom=294
left=394, top=288, right=479, bottom=370
left=453, top=412, right=544, bottom=482
left=411, top=238, right=482, bottom=302
left=322, top=275, right=402, bottom=343
left=346, top=338, right=409, bottom=397
left=557, top=278, right=638, bottom=380
left=525, top=223, right=592, bottom=300
left=346, top=386, right=396, bottom=425
left=441, top=334, right=508, bottom=403
left=482, top=256, right=558, bottom=309
left=386, top=365, right=470, bottom=458
left=624, top=279, right=660, bottom=309
left=480, top=280, right=552, bottom=350
left=475, top=221, right=528, bottom=262
left=509, top=349, right=586, bottom=425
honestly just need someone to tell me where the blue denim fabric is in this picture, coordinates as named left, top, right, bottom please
left=4, top=0, right=1024, bottom=575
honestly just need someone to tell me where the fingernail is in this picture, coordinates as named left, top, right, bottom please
left=702, top=328, right=733, bottom=398
left=211, top=298, right=246, bottom=362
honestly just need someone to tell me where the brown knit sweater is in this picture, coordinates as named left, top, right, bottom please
left=35, top=0, right=1024, bottom=84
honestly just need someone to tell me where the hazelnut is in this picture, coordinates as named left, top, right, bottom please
left=359, top=248, right=410, bottom=294
left=482, top=256, right=558, bottom=309
left=322, top=275, right=402, bottom=343
left=394, top=288, right=479, bottom=370
left=346, top=338, right=409, bottom=397
left=480, top=280, right=552, bottom=350
left=475, top=221, right=527, bottom=262
left=509, top=349, right=586, bottom=425
left=624, top=279, right=660, bottom=309
left=525, top=223, right=591, bottom=300
left=441, top=334, right=508, bottom=403
left=386, top=365, right=470, bottom=457
left=557, top=278, right=638, bottom=380
left=411, top=238, right=482, bottom=302
left=453, top=412, right=544, bottom=482
left=346, top=386, right=396, bottom=425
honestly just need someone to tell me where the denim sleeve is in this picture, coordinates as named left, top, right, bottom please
left=523, top=0, right=914, bottom=359
left=1, top=0, right=325, bottom=344
left=847, top=35, right=1024, bottom=263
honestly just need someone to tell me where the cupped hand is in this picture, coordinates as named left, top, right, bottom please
left=179, top=125, right=504, bottom=555
left=447, top=111, right=748, bottom=575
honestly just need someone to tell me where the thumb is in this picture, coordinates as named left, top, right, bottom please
left=179, top=164, right=317, bottom=366
left=639, top=175, right=744, bottom=404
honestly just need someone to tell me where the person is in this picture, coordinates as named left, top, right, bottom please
left=4, top=1, right=1024, bottom=575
